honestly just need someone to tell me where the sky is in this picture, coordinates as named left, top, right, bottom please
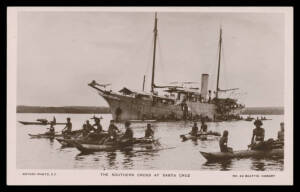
left=17, top=11, right=284, bottom=107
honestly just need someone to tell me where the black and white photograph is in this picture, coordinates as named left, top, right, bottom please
left=7, top=7, right=293, bottom=185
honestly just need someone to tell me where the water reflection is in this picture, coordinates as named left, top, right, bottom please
left=220, top=160, right=232, bottom=171
left=192, top=139, right=198, bottom=146
left=202, top=160, right=232, bottom=171
left=122, top=150, right=134, bottom=169
left=49, top=138, right=54, bottom=146
left=251, top=159, right=266, bottom=171
left=106, top=151, right=117, bottom=168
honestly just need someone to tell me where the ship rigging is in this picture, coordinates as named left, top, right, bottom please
left=89, top=13, right=244, bottom=122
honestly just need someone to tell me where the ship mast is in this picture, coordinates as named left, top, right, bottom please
left=216, top=27, right=222, bottom=99
left=142, top=75, right=146, bottom=91
left=151, top=12, right=158, bottom=93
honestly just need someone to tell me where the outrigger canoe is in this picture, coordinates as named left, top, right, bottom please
left=28, top=133, right=63, bottom=139
left=180, top=131, right=221, bottom=142
left=200, top=148, right=283, bottom=162
left=56, top=137, right=102, bottom=147
left=72, top=138, right=160, bottom=153
left=19, top=121, right=67, bottom=126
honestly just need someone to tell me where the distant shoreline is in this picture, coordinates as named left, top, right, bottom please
left=241, top=106, right=284, bottom=115
left=17, top=105, right=111, bottom=114
left=17, top=105, right=284, bottom=115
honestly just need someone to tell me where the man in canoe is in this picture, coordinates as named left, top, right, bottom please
left=278, top=122, right=284, bottom=141
left=219, top=130, right=233, bottom=153
left=92, top=117, right=103, bottom=133
left=81, top=123, right=89, bottom=137
left=190, top=122, right=198, bottom=136
left=85, top=120, right=95, bottom=133
left=120, top=121, right=134, bottom=143
left=62, top=117, right=72, bottom=135
left=52, top=116, right=56, bottom=124
left=200, top=119, right=208, bottom=133
left=45, top=121, right=55, bottom=136
left=145, top=123, right=154, bottom=138
left=107, top=120, right=120, bottom=142
left=249, top=119, right=266, bottom=150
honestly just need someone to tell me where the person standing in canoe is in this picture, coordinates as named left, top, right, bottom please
left=62, top=117, right=72, bottom=135
left=278, top=122, right=284, bottom=141
left=52, top=116, right=56, bottom=124
left=249, top=119, right=265, bottom=150
left=145, top=123, right=154, bottom=138
left=200, top=120, right=208, bottom=133
left=190, top=122, right=198, bottom=136
left=219, top=130, right=233, bottom=153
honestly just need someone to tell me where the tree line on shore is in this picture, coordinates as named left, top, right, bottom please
left=16, top=105, right=283, bottom=115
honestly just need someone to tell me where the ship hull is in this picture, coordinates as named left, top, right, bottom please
left=99, top=92, right=217, bottom=121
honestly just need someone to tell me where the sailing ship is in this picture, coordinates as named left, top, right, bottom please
left=89, top=13, right=244, bottom=122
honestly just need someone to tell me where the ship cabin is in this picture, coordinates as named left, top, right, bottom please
left=164, top=87, right=209, bottom=104
left=119, top=87, right=175, bottom=105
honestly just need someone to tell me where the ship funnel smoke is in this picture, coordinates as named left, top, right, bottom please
left=200, top=74, right=209, bottom=101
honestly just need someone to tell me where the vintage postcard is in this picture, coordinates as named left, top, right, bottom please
left=7, top=7, right=293, bottom=185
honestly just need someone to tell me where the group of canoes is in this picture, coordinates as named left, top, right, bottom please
left=245, top=116, right=272, bottom=121
left=200, top=120, right=284, bottom=162
left=27, top=116, right=284, bottom=162
left=180, top=120, right=221, bottom=141
left=29, top=116, right=160, bottom=153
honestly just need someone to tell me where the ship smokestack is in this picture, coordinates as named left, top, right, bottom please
left=200, top=74, right=209, bottom=101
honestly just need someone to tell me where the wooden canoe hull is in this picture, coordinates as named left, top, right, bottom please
left=28, top=133, right=62, bottom=139
left=72, top=140, right=157, bottom=153
left=200, top=149, right=283, bottom=162
left=56, top=138, right=100, bottom=147
left=180, top=132, right=221, bottom=141
left=19, top=121, right=67, bottom=126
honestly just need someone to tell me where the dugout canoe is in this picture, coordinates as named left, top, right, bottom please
left=28, top=133, right=63, bottom=139
left=19, top=121, right=67, bottom=126
left=72, top=138, right=159, bottom=153
left=180, top=131, right=221, bottom=141
left=200, top=148, right=283, bottom=162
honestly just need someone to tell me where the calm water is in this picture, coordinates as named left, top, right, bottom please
left=16, top=113, right=284, bottom=171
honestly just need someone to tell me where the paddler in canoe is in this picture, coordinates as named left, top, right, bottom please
left=249, top=119, right=283, bottom=150
left=44, top=121, right=55, bottom=137
left=200, top=121, right=284, bottom=162
left=278, top=122, right=284, bottom=141
left=200, top=119, right=208, bottom=133
left=62, top=117, right=72, bottom=137
left=219, top=130, right=233, bottom=153
left=190, top=122, right=199, bottom=137
left=199, top=120, right=208, bottom=140
left=119, top=121, right=134, bottom=144
left=248, top=119, right=266, bottom=150
left=84, top=118, right=107, bottom=142
left=92, top=116, right=103, bottom=133
left=271, top=122, right=284, bottom=149
left=100, top=120, right=121, bottom=144
left=29, top=121, right=59, bottom=138
left=180, top=120, right=220, bottom=141
left=145, top=123, right=154, bottom=138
